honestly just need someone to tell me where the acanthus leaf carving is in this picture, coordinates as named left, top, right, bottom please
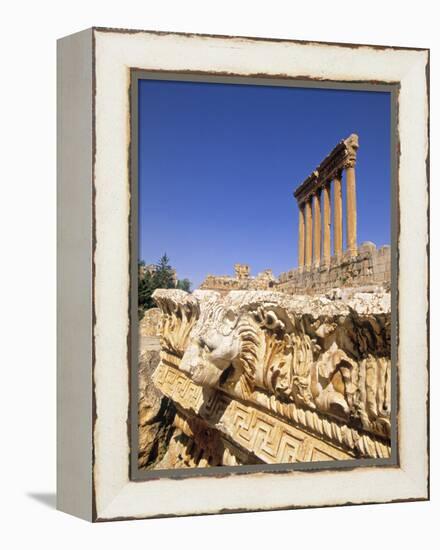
left=152, top=288, right=392, bottom=462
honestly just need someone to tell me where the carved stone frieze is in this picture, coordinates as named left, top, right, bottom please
left=152, top=288, right=392, bottom=465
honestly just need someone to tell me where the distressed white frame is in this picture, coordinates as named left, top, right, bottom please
left=58, top=28, right=429, bottom=522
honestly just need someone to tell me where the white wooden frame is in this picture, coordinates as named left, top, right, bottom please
left=57, top=27, right=429, bottom=522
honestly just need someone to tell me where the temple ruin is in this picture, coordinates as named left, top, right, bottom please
left=200, top=263, right=277, bottom=293
left=295, top=133, right=360, bottom=267
left=199, top=134, right=390, bottom=295
left=277, top=133, right=390, bottom=294
left=139, top=134, right=392, bottom=470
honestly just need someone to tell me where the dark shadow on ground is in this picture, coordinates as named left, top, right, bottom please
left=27, top=492, right=56, bottom=509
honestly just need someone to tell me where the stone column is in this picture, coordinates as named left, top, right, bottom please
left=298, top=204, right=305, bottom=269
left=322, top=183, right=331, bottom=265
left=313, top=191, right=321, bottom=267
left=345, top=163, right=357, bottom=256
left=344, top=133, right=359, bottom=257
left=304, top=198, right=313, bottom=269
left=333, top=171, right=343, bottom=258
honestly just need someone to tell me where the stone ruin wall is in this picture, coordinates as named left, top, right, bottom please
left=139, top=307, right=161, bottom=337
left=200, top=263, right=277, bottom=294
left=277, top=242, right=391, bottom=295
left=199, top=242, right=390, bottom=297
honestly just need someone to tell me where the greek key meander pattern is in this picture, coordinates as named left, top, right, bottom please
left=155, top=352, right=391, bottom=461
left=153, top=363, right=364, bottom=464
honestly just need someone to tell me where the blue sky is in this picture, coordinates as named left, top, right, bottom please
left=138, top=79, right=391, bottom=288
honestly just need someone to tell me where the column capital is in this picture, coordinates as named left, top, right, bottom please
left=344, top=159, right=356, bottom=169
left=343, top=133, right=359, bottom=169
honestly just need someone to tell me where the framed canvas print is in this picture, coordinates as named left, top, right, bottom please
left=57, top=27, right=429, bottom=522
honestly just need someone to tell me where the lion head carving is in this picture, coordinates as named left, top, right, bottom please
left=171, top=291, right=314, bottom=401
left=153, top=288, right=391, bottom=437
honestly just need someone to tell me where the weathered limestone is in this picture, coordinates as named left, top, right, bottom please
left=345, top=134, right=359, bottom=257
left=138, top=339, right=176, bottom=469
left=139, top=307, right=161, bottom=337
left=151, top=288, right=392, bottom=467
left=313, top=191, right=321, bottom=267
left=278, top=243, right=391, bottom=295
left=294, top=134, right=360, bottom=267
left=345, top=166, right=357, bottom=256
left=333, top=171, right=343, bottom=258
left=322, top=184, right=331, bottom=265
left=234, top=263, right=250, bottom=279
left=298, top=205, right=305, bottom=269
left=200, top=266, right=277, bottom=293
left=201, top=239, right=391, bottom=298
left=305, top=199, right=313, bottom=269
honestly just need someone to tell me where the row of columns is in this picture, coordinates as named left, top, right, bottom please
left=297, top=166, right=357, bottom=269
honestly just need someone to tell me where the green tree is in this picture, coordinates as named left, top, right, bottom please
left=153, top=254, right=175, bottom=289
left=177, top=278, right=192, bottom=292
left=138, top=254, right=178, bottom=319
left=138, top=269, right=155, bottom=317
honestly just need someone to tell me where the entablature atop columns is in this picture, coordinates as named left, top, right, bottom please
left=293, top=133, right=359, bottom=206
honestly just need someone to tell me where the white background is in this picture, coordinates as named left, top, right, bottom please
left=0, top=0, right=437, bottom=547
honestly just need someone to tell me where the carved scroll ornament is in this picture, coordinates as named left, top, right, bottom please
left=152, top=288, right=392, bottom=460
